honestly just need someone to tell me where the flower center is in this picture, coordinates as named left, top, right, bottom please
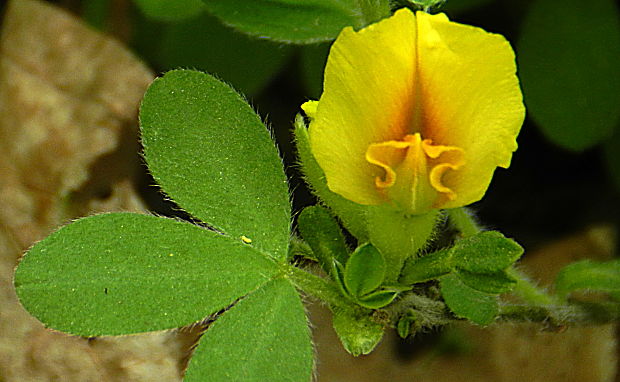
left=365, top=133, right=465, bottom=212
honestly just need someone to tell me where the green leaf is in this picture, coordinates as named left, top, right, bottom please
left=332, top=308, right=384, bottom=356
left=456, top=270, right=517, bottom=294
left=13, top=213, right=278, bottom=336
left=452, top=231, right=523, bottom=273
left=399, top=248, right=453, bottom=285
left=517, top=0, right=620, bottom=151
left=294, top=115, right=369, bottom=240
left=344, top=243, right=386, bottom=298
left=140, top=70, right=290, bottom=260
left=185, top=279, right=313, bottom=382
left=440, top=274, right=498, bottom=326
left=201, top=0, right=391, bottom=44
left=357, top=289, right=398, bottom=309
left=555, top=259, right=620, bottom=300
left=133, top=0, right=206, bottom=22
left=159, top=13, right=293, bottom=96
left=297, top=205, right=350, bottom=276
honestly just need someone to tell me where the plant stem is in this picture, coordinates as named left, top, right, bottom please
left=285, top=265, right=356, bottom=310
left=447, top=207, right=482, bottom=236
left=388, top=290, right=620, bottom=331
left=507, top=267, right=555, bottom=306
left=499, top=301, right=620, bottom=327
left=385, top=290, right=454, bottom=328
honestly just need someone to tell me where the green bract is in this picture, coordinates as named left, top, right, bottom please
left=344, top=243, right=386, bottom=298
left=451, top=231, right=524, bottom=273
left=297, top=205, right=349, bottom=276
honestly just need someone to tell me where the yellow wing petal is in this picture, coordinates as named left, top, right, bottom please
left=308, top=8, right=418, bottom=205
left=415, top=12, right=525, bottom=208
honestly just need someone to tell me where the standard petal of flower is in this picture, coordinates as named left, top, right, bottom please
left=415, top=12, right=525, bottom=208
left=309, top=9, right=417, bottom=205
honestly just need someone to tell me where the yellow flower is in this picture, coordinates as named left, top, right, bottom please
left=302, top=8, right=524, bottom=215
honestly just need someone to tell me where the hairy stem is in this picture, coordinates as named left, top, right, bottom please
left=507, top=267, right=556, bottom=306
left=388, top=290, right=620, bottom=332
left=447, top=207, right=482, bottom=237
left=285, top=264, right=356, bottom=310
left=499, top=301, right=620, bottom=327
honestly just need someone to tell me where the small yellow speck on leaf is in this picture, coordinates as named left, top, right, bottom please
left=241, top=235, right=252, bottom=244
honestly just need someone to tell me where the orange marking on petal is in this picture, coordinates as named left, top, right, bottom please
left=422, top=139, right=465, bottom=199
left=366, top=139, right=412, bottom=189
left=366, top=132, right=465, bottom=209
left=429, top=163, right=460, bottom=199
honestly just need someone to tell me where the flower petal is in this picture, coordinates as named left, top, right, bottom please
left=301, top=100, right=318, bottom=119
left=308, top=8, right=418, bottom=205
left=415, top=12, right=525, bottom=208
left=366, top=139, right=412, bottom=189
left=304, top=9, right=524, bottom=213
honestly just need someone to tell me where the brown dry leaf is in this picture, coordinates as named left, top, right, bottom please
left=0, top=1, right=201, bottom=381
left=311, top=226, right=618, bottom=382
